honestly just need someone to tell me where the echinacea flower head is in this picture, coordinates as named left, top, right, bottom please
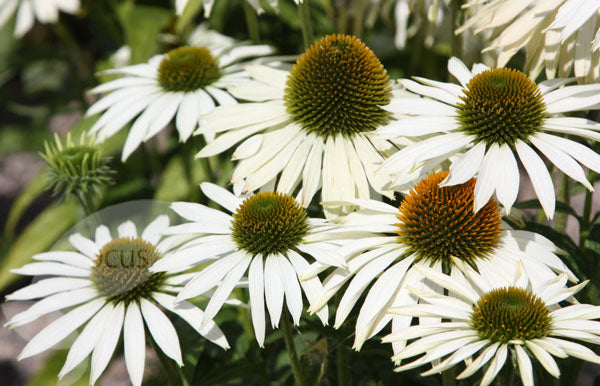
left=5, top=216, right=228, bottom=386
left=384, top=264, right=599, bottom=386
left=197, top=34, right=399, bottom=217
left=0, top=0, right=79, bottom=37
left=86, top=24, right=274, bottom=161
left=154, top=183, right=353, bottom=346
left=307, top=172, right=577, bottom=356
left=41, top=132, right=114, bottom=203
left=380, top=57, right=600, bottom=219
left=458, top=0, right=600, bottom=82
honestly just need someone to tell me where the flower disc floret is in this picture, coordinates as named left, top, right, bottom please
left=457, top=68, right=546, bottom=146
left=91, top=237, right=166, bottom=304
left=470, top=286, right=552, bottom=343
left=396, top=172, right=502, bottom=267
left=158, top=46, right=221, bottom=92
left=231, top=192, right=309, bottom=256
left=284, top=34, right=392, bottom=138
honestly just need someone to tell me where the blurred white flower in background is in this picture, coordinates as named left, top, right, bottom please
left=0, top=0, right=79, bottom=37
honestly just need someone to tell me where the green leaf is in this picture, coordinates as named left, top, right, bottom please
left=155, top=155, right=191, bottom=201
left=116, top=2, right=172, bottom=64
left=0, top=201, right=80, bottom=291
left=4, top=169, right=49, bottom=240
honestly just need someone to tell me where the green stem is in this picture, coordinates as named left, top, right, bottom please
left=243, top=0, right=261, bottom=43
left=76, top=192, right=96, bottom=218
left=298, top=0, right=314, bottom=49
left=281, top=311, right=306, bottom=386
left=351, top=0, right=367, bottom=38
left=580, top=171, right=596, bottom=245
left=336, top=338, right=349, bottom=386
left=554, top=171, right=571, bottom=234
left=441, top=367, right=456, bottom=386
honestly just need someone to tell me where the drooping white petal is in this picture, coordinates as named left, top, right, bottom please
left=248, top=256, right=266, bottom=346
left=19, top=298, right=105, bottom=361
left=124, top=302, right=146, bottom=386
left=202, top=254, right=251, bottom=326
left=515, top=139, right=555, bottom=219
left=264, top=254, right=285, bottom=328
left=58, top=302, right=112, bottom=379
left=90, top=302, right=125, bottom=385
left=140, top=298, right=183, bottom=366
left=153, top=292, right=229, bottom=349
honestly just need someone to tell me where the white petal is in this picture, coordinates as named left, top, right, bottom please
left=473, top=143, right=501, bottom=213
left=58, top=303, right=112, bottom=379
left=175, top=93, right=200, bottom=142
left=287, top=250, right=329, bottom=325
left=69, top=233, right=99, bottom=258
left=153, top=292, right=229, bottom=349
left=525, top=340, right=561, bottom=377
left=515, top=140, right=555, bottom=219
left=200, top=182, right=242, bottom=213
left=7, top=287, right=98, bottom=328
left=442, top=141, right=486, bottom=186
left=530, top=134, right=593, bottom=190
left=202, top=254, right=251, bottom=326
left=170, top=201, right=232, bottom=224
left=140, top=298, right=182, bottom=365
left=515, top=345, right=534, bottom=386
left=90, top=302, right=125, bottom=385
left=176, top=251, right=246, bottom=302
left=11, top=262, right=90, bottom=277
left=95, top=225, right=112, bottom=247
left=448, top=57, right=473, bottom=87
left=32, top=251, right=93, bottom=269
left=124, top=303, right=145, bottom=386
left=5, top=277, right=90, bottom=301
left=277, top=256, right=303, bottom=325
left=118, top=221, right=138, bottom=238
left=480, top=344, right=507, bottom=386
left=248, top=256, right=266, bottom=346
left=264, top=254, right=285, bottom=328
left=141, top=215, right=169, bottom=245
left=495, top=143, right=520, bottom=213
left=19, top=298, right=105, bottom=360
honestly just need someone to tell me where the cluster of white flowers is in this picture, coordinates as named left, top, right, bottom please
left=5, top=2, right=600, bottom=386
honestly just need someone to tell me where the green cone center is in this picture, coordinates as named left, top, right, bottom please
left=396, top=172, right=502, bottom=268
left=283, top=34, right=392, bottom=138
left=470, top=286, right=552, bottom=343
left=456, top=68, right=546, bottom=146
left=231, top=192, right=309, bottom=256
left=91, top=237, right=166, bottom=304
left=158, top=46, right=221, bottom=92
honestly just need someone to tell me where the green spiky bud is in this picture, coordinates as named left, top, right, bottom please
left=41, top=132, right=114, bottom=203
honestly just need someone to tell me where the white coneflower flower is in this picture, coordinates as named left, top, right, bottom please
left=86, top=24, right=274, bottom=161
left=5, top=216, right=229, bottom=386
left=196, top=34, right=399, bottom=218
left=306, top=172, right=577, bottom=357
left=458, top=0, right=600, bottom=82
left=380, top=57, right=600, bottom=219
left=0, top=0, right=79, bottom=37
left=153, top=182, right=353, bottom=347
left=384, top=264, right=599, bottom=386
